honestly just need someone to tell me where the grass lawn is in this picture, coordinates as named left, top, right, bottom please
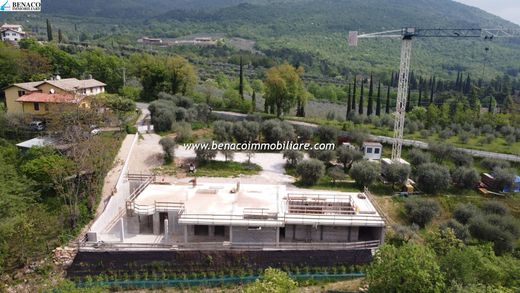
left=195, top=160, right=262, bottom=177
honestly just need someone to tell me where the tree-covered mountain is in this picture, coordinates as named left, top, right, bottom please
left=28, top=0, right=520, bottom=77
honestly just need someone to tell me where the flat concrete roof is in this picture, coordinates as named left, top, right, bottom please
left=133, top=183, right=384, bottom=227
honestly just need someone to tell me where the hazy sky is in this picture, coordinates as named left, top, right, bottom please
left=455, top=0, right=520, bottom=25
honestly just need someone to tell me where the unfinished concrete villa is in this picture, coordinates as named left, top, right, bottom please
left=85, top=175, right=385, bottom=251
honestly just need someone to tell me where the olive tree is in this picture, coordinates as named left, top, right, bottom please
left=404, top=198, right=440, bottom=227
left=493, top=168, right=516, bottom=191
left=295, top=159, right=325, bottom=185
left=282, top=149, right=304, bottom=167
left=407, top=148, right=431, bottom=167
left=385, top=163, right=411, bottom=189
left=194, top=139, right=218, bottom=162
left=212, top=120, right=234, bottom=141
left=159, top=137, right=175, bottom=164
left=451, top=167, right=479, bottom=189
left=336, top=145, right=363, bottom=171
left=316, top=125, right=338, bottom=143
left=350, top=160, right=380, bottom=187
left=416, top=163, right=450, bottom=194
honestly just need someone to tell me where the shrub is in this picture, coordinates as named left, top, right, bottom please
left=125, top=124, right=137, bottom=134
left=384, top=163, right=411, bottom=189
left=481, top=201, right=508, bottom=216
left=348, top=128, right=370, bottom=147
left=480, top=158, right=510, bottom=171
left=449, top=150, right=473, bottom=167
left=244, top=268, right=297, bottom=293
left=407, top=148, right=431, bottom=166
left=468, top=216, right=515, bottom=255
left=294, top=126, right=313, bottom=142
left=328, top=166, right=347, bottom=184
left=151, top=110, right=175, bottom=132
left=194, top=139, right=218, bottom=162
left=458, top=132, right=470, bottom=144
left=296, top=159, right=325, bottom=185
left=174, top=107, right=187, bottom=121
left=336, top=145, right=363, bottom=171
left=282, top=149, right=304, bottom=167
left=453, top=203, right=479, bottom=225
left=317, top=125, right=338, bottom=143
left=415, top=163, right=450, bottom=194
left=429, top=142, right=455, bottom=162
left=173, top=122, right=193, bottom=143
left=441, top=219, right=470, bottom=242
left=505, top=134, right=516, bottom=144
left=350, top=160, right=380, bottom=187
left=212, top=120, right=234, bottom=141
left=451, top=167, right=479, bottom=189
left=261, top=120, right=296, bottom=143
left=493, top=168, right=516, bottom=191
left=159, top=137, right=175, bottom=164
left=404, top=198, right=440, bottom=227
left=309, top=149, right=336, bottom=164
left=233, top=121, right=259, bottom=143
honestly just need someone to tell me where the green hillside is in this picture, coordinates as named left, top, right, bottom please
left=7, top=0, right=520, bottom=78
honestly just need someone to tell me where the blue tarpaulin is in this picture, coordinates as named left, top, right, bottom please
left=503, top=176, right=520, bottom=193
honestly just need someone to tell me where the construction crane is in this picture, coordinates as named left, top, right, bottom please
left=349, top=27, right=520, bottom=161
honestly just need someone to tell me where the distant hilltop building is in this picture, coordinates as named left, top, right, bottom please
left=0, top=23, right=26, bottom=42
left=4, top=75, right=106, bottom=118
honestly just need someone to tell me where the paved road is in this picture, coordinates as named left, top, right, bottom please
left=213, top=110, right=520, bottom=163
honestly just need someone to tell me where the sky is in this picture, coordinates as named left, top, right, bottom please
left=455, top=0, right=520, bottom=25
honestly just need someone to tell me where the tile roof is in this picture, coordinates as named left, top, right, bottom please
left=12, top=81, right=43, bottom=91
left=16, top=92, right=82, bottom=104
left=42, top=78, right=106, bottom=91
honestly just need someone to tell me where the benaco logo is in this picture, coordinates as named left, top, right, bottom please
left=0, top=0, right=41, bottom=11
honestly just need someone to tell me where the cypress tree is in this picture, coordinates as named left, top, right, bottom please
left=252, top=90, right=256, bottom=112
left=418, top=79, right=422, bottom=107
left=359, top=79, right=364, bottom=115
left=430, top=76, right=435, bottom=104
left=346, top=84, right=352, bottom=118
left=367, top=74, right=374, bottom=115
left=386, top=84, right=391, bottom=114
left=58, top=29, right=63, bottom=43
left=390, top=72, right=394, bottom=89
left=239, top=55, right=244, bottom=100
left=376, top=81, right=382, bottom=116
left=352, top=79, right=357, bottom=111
left=464, top=74, right=471, bottom=94
left=46, top=19, right=53, bottom=42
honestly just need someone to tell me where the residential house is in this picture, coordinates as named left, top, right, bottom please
left=1, top=23, right=26, bottom=42
left=4, top=76, right=106, bottom=118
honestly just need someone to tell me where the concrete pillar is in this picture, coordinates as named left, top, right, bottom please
left=164, top=219, right=169, bottom=242
left=184, top=225, right=188, bottom=244
left=209, top=225, right=215, bottom=237
left=347, top=226, right=351, bottom=242
left=229, top=226, right=233, bottom=243
left=276, top=227, right=280, bottom=246
left=119, top=218, right=125, bottom=242
left=379, top=227, right=385, bottom=244
left=168, top=212, right=176, bottom=236
left=153, top=212, right=160, bottom=235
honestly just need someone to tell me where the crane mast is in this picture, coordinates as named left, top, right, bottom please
left=348, top=27, right=519, bottom=161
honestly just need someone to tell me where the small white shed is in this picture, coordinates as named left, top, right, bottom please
left=362, top=142, right=382, bottom=160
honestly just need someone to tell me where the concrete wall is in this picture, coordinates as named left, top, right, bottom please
left=232, top=226, right=277, bottom=243
left=4, top=86, right=24, bottom=114
left=89, top=134, right=138, bottom=241
left=286, top=225, right=359, bottom=242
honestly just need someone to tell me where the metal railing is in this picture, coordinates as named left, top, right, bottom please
left=79, top=239, right=381, bottom=251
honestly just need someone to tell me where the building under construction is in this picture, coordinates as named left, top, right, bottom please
left=85, top=178, right=385, bottom=251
